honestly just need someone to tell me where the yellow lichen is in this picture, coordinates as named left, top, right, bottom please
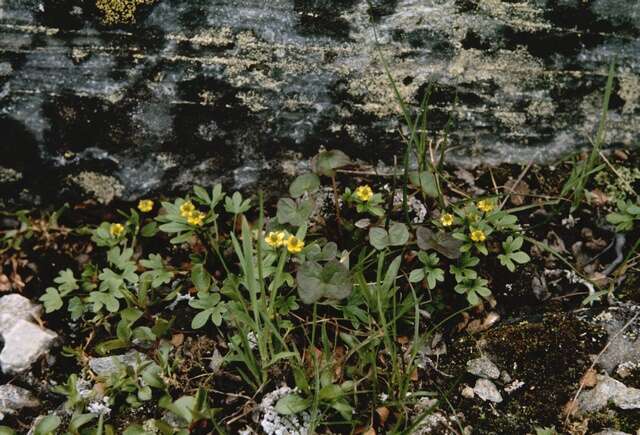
left=73, top=171, right=124, bottom=205
left=95, top=0, right=156, bottom=25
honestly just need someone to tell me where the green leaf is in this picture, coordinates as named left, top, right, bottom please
left=140, top=222, right=159, bottom=237
left=138, top=385, right=152, bottom=401
left=467, top=290, right=480, bottom=306
left=191, top=263, right=212, bottom=292
left=158, top=221, right=191, bottom=234
left=40, top=288, right=63, bottom=313
left=275, top=394, right=311, bottom=415
left=369, top=222, right=409, bottom=250
left=277, top=198, right=314, bottom=227
left=34, top=415, right=61, bottom=435
left=331, top=399, right=354, bottom=421
left=425, top=267, right=445, bottom=289
left=296, top=260, right=353, bottom=304
left=498, top=254, right=515, bottom=272
left=388, top=222, right=409, bottom=246
left=68, top=413, right=96, bottom=432
left=416, top=227, right=462, bottom=259
left=87, top=291, right=120, bottom=313
left=123, top=425, right=151, bottom=435
left=511, top=251, right=530, bottom=264
left=54, top=269, right=79, bottom=294
left=191, top=310, right=211, bottom=329
left=313, top=149, right=350, bottom=177
left=0, top=426, right=16, bottom=435
left=68, top=297, right=85, bottom=320
left=194, top=185, right=211, bottom=204
left=170, top=232, right=195, bottom=244
left=289, top=173, right=321, bottom=198
left=161, top=396, right=197, bottom=424
left=224, top=192, right=251, bottom=215
left=409, top=170, right=438, bottom=197
left=408, top=269, right=425, bottom=283
left=369, top=227, right=389, bottom=250
left=319, top=384, right=343, bottom=401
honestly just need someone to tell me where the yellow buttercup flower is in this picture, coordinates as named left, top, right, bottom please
left=138, top=199, right=154, bottom=213
left=355, top=185, right=373, bottom=202
left=180, top=201, right=195, bottom=218
left=470, top=229, right=486, bottom=242
left=477, top=200, right=494, bottom=213
left=440, top=213, right=454, bottom=227
left=286, top=236, right=305, bottom=254
left=187, top=210, right=205, bottom=226
left=110, top=223, right=124, bottom=237
left=265, top=231, right=286, bottom=247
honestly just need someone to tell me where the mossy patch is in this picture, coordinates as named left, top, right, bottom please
left=442, top=313, right=607, bottom=433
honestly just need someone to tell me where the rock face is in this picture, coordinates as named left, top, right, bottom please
left=0, top=294, right=57, bottom=374
left=0, top=1, right=639, bottom=203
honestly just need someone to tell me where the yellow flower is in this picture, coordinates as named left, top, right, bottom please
left=138, top=199, right=154, bottom=213
left=440, top=213, right=454, bottom=227
left=477, top=200, right=494, bottom=213
left=180, top=201, right=195, bottom=218
left=354, top=185, right=374, bottom=202
left=187, top=210, right=205, bottom=226
left=110, top=223, right=124, bottom=237
left=265, top=231, right=286, bottom=247
left=286, top=236, right=305, bottom=254
left=470, top=229, right=486, bottom=243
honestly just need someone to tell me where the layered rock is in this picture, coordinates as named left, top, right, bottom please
left=0, top=0, right=638, bottom=204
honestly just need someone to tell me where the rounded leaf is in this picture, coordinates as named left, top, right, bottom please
left=290, top=173, right=321, bottom=198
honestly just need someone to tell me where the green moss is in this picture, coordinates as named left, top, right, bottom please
left=442, top=313, right=607, bottom=433
left=586, top=408, right=640, bottom=433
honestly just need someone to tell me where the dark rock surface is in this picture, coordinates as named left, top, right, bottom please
left=1, top=0, right=638, bottom=204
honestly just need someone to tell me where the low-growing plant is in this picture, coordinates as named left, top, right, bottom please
left=606, top=199, right=640, bottom=231
left=34, top=147, right=534, bottom=433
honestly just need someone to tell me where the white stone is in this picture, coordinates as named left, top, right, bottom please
left=0, top=294, right=41, bottom=334
left=473, top=379, right=503, bottom=403
left=89, top=350, right=149, bottom=377
left=0, top=384, right=39, bottom=419
left=461, top=386, right=475, bottom=399
left=466, top=356, right=500, bottom=379
left=577, top=374, right=640, bottom=414
left=0, top=319, right=57, bottom=374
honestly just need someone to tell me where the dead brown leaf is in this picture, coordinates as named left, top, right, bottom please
left=410, top=368, right=419, bottom=381
left=376, top=406, right=390, bottom=426
left=0, top=274, right=10, bottom=292
left=587, top=188, right=610, bottom=207
left=580, top=368, right=597, bottom=388
left=504, top=178, right=530, bottom=206
left=396, top=336, right=409, bottom=345
left=171, top=333, right=184, bottom=347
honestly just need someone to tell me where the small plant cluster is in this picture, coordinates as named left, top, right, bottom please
left=25, top=146, right=534, bottom=433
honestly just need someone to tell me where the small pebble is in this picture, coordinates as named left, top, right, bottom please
left=466, top=356, right=500, bottom=379
left=461, top=386, right=474, bottom=399
left=474, top=379, right=503, bottom=403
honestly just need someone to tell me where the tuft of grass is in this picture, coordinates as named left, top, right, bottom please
left=562, top=61, right=616, bottom=210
